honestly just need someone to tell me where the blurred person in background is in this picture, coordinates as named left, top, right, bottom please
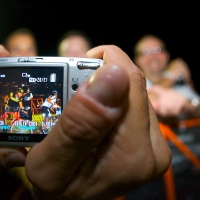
left=124, top=34, right=200, bottom=200
left=57, top=29, right=93, bottom=57
left=133, top=34, right=200, bottom=122
left=3, top=27, right=38, bottom=56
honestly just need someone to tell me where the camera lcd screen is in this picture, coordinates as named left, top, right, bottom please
left=0, top=66, right=64, bottom=145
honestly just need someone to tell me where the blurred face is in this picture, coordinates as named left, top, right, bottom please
left=7, top=34, right=38, bottom=56
left=58, top=36, right=90, bottom=57
left=16, top=91, right=23, bottom=98
left=134, top=37, right=170, bottom=78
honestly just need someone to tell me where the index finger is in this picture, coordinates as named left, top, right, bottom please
left=87, top=45, right=140, bottom=74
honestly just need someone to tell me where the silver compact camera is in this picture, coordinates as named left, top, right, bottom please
left=0, top=56, right=103, bottom=146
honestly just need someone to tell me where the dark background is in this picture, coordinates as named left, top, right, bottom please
left=0, top=0, right=200, bottom=92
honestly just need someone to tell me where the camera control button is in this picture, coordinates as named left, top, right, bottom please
left=17, top=57, right=37, bottom=62
left=77, top=61, right=101, bottom=69
left=18, top=58, right=26, bottom=62
left=27, top=57, right=36, bottom=62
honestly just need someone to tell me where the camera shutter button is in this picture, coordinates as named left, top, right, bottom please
left=77, top=61, right=101, bottom=69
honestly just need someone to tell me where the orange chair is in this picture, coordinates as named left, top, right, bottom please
left=159, top=119, right=200, bottom=200
left=113, top=118, right=200, bottom=200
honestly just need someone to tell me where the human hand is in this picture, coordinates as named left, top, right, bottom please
left=25, top=45, right=171, bottom=200
left=0, top=45, right=28, bottom=172
left=148, top=85, right=188, bottom=117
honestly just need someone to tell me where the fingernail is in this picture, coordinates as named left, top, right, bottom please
left=1, top=152, right=25, bottom=170
left=86, top=65, right=129, bottom=107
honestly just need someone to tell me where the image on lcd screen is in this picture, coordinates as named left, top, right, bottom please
left=0, top=66, right=63, bottom=135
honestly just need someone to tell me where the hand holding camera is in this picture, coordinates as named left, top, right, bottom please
left=0, top=56, right=103, bottom=146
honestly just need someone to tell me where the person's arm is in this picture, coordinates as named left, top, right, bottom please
left=25, top=45, right=171, bottom=200
left=148, top=85, right=200, bottom=118
left=30, top=92, right=33, bottom=100
left=10, top=96, right=19, bottom=102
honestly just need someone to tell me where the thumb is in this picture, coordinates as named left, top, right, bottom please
left=25, top=64, right=129, bottom=193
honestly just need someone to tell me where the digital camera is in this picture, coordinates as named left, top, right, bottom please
left=0, top=56, right=103, bottom=146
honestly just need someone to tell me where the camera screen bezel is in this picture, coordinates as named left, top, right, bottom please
left=0, top=63, right=67, bottom=147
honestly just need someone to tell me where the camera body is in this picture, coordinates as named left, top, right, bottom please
left=0, top=56, right=103, bottom=146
